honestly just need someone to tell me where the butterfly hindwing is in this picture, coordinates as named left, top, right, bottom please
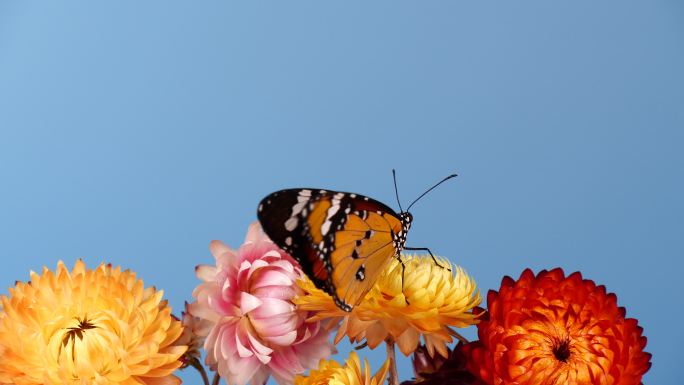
left=257, top=189, right=331, bottom=290
left=330, top=210, right=404, bottom=308
left=258, top=188, right=410, bottom=311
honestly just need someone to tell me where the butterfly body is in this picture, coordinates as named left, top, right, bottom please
left=257, top=188, right=412, bottom=312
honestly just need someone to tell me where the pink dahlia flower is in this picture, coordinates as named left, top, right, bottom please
left=188, top=222, right=334, bottom=385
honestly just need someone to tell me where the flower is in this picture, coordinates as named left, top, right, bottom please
left=177, top=301, right=212, bottom=368
left=0, top=260, right=187, bottom=385
left=463, top=268, right=652, bottom=385
left=296, top=254, right=481, bottom=357
left=188, top=222, right=334, bottom=385
left=400, top=344, right=486, bottom=385
left=294, top=351, right=389, bottom=385
left=410, top=344, right=449, bottom=380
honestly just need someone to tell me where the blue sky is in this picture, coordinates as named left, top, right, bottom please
left=0, top=1, right=681, bottom=384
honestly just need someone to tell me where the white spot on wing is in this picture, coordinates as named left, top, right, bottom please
left=285, top=236, right=292, bottom=246
left=327, top=204, right=340, bottom=218
left=291, top=199, right=308, bottom=216
left=285, top=217, right=298, bottom=231
left=321, top=220, right=332, bottom=235
left=322, top=196, right=342, bottom=236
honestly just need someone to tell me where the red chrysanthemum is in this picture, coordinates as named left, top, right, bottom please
left=463, top=268, right=651, bottom=385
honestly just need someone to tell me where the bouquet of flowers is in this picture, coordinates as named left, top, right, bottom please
left=0, top=220, right=650, bottom=385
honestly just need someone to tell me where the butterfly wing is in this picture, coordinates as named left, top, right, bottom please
left=257, top=189, right=329, bottom=290
left=257, top=189, right=406, bottom=311
left=328, top=209, right=404, bottom=309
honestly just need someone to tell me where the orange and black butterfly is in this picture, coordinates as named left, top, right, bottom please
left=257, top=172, right=456, bottom=312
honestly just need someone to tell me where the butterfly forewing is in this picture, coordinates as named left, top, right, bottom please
left=257, top=188, right=407, bottom=311
left=257, top=189, right=329, bottom=289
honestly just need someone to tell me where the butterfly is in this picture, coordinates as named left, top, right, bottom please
left=257, top=171, right=457, bottom=312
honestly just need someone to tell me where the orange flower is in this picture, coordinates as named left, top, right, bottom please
left=463, top=268, right=651, bottom=385
left=0, top=260, right=186, bottom=385
left=296, top=254, right=480, bottom=357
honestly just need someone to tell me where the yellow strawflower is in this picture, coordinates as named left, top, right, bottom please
left=296, top=254, right=481, bottom=357
left=0, top=260, right=187, bottom=385
left=294, top=351, right=389, bottom=385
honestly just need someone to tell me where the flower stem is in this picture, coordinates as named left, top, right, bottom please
left=188, top=358, right=210, bottom=385
left=386, top=338, right=399, bottom=385
left=211, top=372, right=221, bottom=385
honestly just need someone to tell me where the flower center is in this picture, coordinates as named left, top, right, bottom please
left=49, top=311, right=125, bottom=380
left=59, top=315, right=98, bottom=361
left=552, top=337, right=571, bottom=363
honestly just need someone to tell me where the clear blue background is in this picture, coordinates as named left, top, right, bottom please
left=1, top=1, right=681, bottom=384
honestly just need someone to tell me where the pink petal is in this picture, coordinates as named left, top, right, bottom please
left=229, top=356, right=262, bottom=385
left=207, top=293, right=234, bottom=316
left=238, top=260, right=252, bottom=275
left=237, top=260, right=252, bottom=285
left=221, top=277, right=232, bottom=301
left=204, top=325, right=219, bottom=363
left=269, top=347, right=304, bottom=381
left=269, top=259, right=295, bottom=274
left=210, top=240, right=231, bottom=255
left=244, top=221, right=265, bottom=244
left=298, top=323, right=313, bottom=342
left=293, top=330, right=334, bottom=369
left=213, top=324, right=230, bottom=361
left=251, top=269, right=293, bottom=289
left=250, top=369, right=270, bottom=385
left=210, top=240, right=237, bottom=267
left=247, top=332, right=273, bottom=364
left=261, top=250, right=281, bottom=260
left=250, top=297, right=294, bottom=318
left=252, top=285, right=296, bottom=301
left=250, top=314, right=298, bottom=339
left=248, top=259, right=269, bottom=276
left=195, top=264, right=217, bottom=282
left=263, top=329, right=297, bottom=346
left=234, top=328, right=253, bottom=358
left=240, top=292, right=263, bottom=314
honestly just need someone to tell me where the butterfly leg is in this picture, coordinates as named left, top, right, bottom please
left=395, top=254, right=410, bottom=305
left=403, top=247, right=452, bottom=271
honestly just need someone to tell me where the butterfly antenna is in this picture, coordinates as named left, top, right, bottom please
left=406, top=173, right=458, bottom=212
left=392, top=169, right=404, bottom=212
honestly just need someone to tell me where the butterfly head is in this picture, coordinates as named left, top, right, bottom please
left=393, top=211, right=413, bottom=250
left=399, top=211, right=413, bottom=229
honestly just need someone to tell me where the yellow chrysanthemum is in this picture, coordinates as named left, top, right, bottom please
left=294, top=351, right=389, bottom=385
left=0, top=260, right=187, bottom=385
left=296, top=254, right=481, bottom=357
